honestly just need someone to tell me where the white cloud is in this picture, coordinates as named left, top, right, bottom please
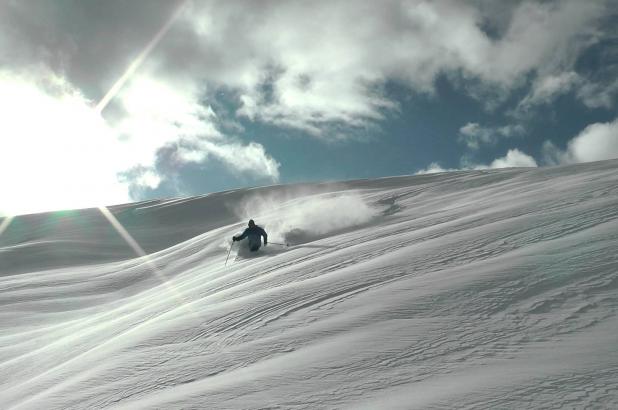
left=544, top=118, right=618, bottom=164
left=0, top=67, right=280, bottom=216
left=415, top=162, right=462, bottom=175
left=134, top=169, right=162, bottom=189
left=153, top=0, right=609, bottom=135
left=488, top=1, right=603, bottom=81
left=1, top=0, right=612, bottom=140
left=568, top=120, right=618, bottom=162
left=576, top=79, right=618, bottom=109
left=459, top=122, right=525, bottom=150
left=112, top=76, right=221, bottom=165
left=111, top=75, right=280, bottom=181
left=416, top=149, right=537, bottom=175
left=178, top=140, right=280, bottom=181
left=517, top=71, right=581, bottom=110
left=0, top=0, right=614, bottom=215
left=487, top=149, right=538, bottom=168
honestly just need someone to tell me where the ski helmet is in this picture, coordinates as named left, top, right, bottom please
left=248, top=219, right=255, bottom=227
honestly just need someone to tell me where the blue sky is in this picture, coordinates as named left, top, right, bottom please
left=1, top=0, right=617, bottom=215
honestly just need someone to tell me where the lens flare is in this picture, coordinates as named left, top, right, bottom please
left=95, top=1, right=188, bottom=114
left=97, top=206, right=197, bottom=315
left=88, top=0, right=201, bottom=320
left=0, top=216, right=13, bottom=238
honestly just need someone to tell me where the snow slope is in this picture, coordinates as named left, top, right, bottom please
left=1, top=160, right=617, bottom=409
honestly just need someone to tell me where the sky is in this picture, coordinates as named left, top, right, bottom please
left=1, top=0, right=617, bottom=216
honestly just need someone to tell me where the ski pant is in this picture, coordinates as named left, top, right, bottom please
left=248, top=235, right=261, bottom=252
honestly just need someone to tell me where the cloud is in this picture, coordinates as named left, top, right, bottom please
left=576, top=79, right=618, bottom=109
left=416, top=148, right=537, bottom=174
left=516, top=69, right=618, bottom=113
left=517, top=71, right=581, bottom=111
left=110, top=75, right=280, bottom=185
left=0, top=0, right=614, bottom=215
left=489, top=1, right=603, bottom=79
left=0, top=2, right=282, bottom=214
left=158, top=0, right=610, bottom=134
left=543, top=118, right=618, bottom=164
left=459, top=122, right=525, bottom=150
left=415, top=162, right=460, bottom=175
left=486, top=149, right=538, bottom=168
left=0, top=1, right=185, bottom=98
left=0, top=66, right=280, bottom=215
left=1, top=0, right=612, bottom=139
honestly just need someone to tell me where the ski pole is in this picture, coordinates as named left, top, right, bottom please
left=224, top=242, right=234, bottom=266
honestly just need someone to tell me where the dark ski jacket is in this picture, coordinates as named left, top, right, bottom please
left=236, top=226, right=268, bottom=247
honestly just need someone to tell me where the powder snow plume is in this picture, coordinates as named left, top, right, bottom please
left=232, top=190, right=379, bottom=245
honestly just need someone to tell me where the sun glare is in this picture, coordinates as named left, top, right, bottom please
left=0, top=73, right=131, bottom=216
left=0, top=2, right=190, bottom=217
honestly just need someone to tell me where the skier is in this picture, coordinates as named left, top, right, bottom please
left=233, top=219, right=268, bottom=252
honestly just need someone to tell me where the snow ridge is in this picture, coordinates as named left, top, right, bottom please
left=1, top=160, right=618, bottom=409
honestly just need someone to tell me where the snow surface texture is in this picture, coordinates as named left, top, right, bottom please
left=1, top=160, right=618, bottom=409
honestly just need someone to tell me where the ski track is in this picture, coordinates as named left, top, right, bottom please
left=1, top=160, right=618, bottom=409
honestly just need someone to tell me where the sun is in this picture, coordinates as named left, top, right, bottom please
left=0, top=72, right=131, bottom=217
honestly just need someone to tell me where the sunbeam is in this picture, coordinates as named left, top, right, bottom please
left=97, top=206, right=148, bottom=260
left=0, top=216, right=13, bottom=238
left=95, top=1, right=188, bottom=114
left=97, top=206, right=197, bottom=316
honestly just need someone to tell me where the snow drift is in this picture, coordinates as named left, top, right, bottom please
left=1, top=160, right=618, bottom=409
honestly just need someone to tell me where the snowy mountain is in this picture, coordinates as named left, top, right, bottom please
left=1, top=159, right=617, bottom=409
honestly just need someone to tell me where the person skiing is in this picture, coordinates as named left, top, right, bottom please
left=233, top=219, right=267, bottom=252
